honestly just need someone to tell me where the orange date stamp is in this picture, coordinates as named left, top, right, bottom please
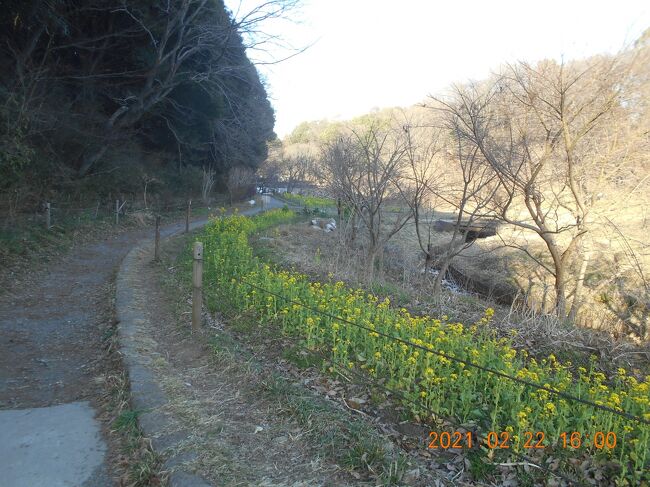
left=428, top=431, right=618, bottom=450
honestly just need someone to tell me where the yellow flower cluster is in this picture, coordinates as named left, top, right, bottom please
left=199, top=212, right=650, bottom=481
left=280, top=193, right=336, bottom=208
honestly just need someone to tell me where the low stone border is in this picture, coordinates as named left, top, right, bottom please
left=115, top=231, right=212, bottom=487
left=115, top=202, right=286, bottom=486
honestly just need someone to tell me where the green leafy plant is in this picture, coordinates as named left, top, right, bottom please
left=198, top=211, right=650, bottom=485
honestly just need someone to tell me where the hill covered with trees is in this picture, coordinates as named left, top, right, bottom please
left=1, top=0, right=278, bottom=209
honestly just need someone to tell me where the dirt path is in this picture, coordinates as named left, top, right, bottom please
left=0, top=198, right=287, bottom=486
left=1, top=230, right=150, bottom=409
left=110, top=199, right=359, bottom=486
left=0, top=217, right=211, bottom=486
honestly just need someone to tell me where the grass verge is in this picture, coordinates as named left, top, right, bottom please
left=100, top=285, right=165, bottom=487
left=195, top=211, right=650, bottom=486
left=161, top=228, right=422, bottom=486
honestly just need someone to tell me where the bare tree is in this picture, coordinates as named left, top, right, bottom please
left=437, top=56, right=642, bottom=318
left=280, top=151, right=315, bottom=192
left=257, top=140, right=283, bottom=187
left=322, top=121, right=412, bottom=281
left=201, top=166, right=216, bottom=204
left=71, top=0, right=299, bottom=177
left=226, top=165, right=256, bottom=204
left=141, top=172, right=158, bottom=209
left=397, top=122, right=441, bottom=271
left=408, top=113, right=500, bottom=294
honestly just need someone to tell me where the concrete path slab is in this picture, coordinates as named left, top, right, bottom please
left=0, top=401, right=109, bottom=487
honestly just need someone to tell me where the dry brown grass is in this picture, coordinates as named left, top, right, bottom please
left=152, top=231, right=433, bottom=486
left=253, top=220, right=650, bottom=373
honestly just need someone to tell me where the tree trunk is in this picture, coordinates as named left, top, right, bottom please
left=433, top=233, right=462, bottom=294
left=539, top=232, right=568, bottom=318
left=349, top=212, right=357, bottom=243
left=376, top=246, right=385, bottom=280
left=424, top=243, right=433, bottom=272
left=77, top=145, right=108, bottom=177
left=524, top=277, right=534, bottom=309
left=366, top=248, right=377, bottom=283
left=541, top=284, right=550, bottom=314
left=366, top=224, right=383, bottom=283
left=433, top=258, right=452, bottom=295
left=554, top=266, right=567, bottom=318
left=568, top=249, right=591, bottom=323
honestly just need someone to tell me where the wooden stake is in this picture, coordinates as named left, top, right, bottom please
left=45, top=202, right=51, bottom=230
left=185, top=199, right=191, bottom=233
left=192, top=241, right=203, bottom=332
left=154, top=215, right=161, bottom=261
left=115, top=199, right=119, bottom=225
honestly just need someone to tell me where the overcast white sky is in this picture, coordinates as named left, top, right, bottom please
left=226, top=0, right=650, bottom=138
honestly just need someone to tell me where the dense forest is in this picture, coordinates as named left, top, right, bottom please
left=0, top=0, right=276, bottom=210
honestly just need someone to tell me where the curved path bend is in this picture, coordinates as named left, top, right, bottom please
left=0, top=196, right=283, bottom=487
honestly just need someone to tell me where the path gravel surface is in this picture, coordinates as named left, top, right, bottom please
left=0, top=198, right=286, bottom=486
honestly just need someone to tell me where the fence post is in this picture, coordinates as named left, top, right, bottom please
left=192, top=241, right=203, bottom=332
left=154, top=215, right=161, bottom=261
left=115, top=199, right=119, bottom=225
left=45, top=202, right=51, bottom=230
left=185, top=199, right=191, bottom=233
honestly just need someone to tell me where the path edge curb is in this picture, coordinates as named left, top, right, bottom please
left=115, top=228, right=212, bottom=487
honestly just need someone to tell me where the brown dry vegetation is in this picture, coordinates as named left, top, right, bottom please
left=457, top=209, right=650, bottom=337
left=252, top=219, right=650, bottom=375
left=154, top=230, right=461, bottom=486
left=155, top=224, right=587, bottom=486
left=270, top=32, right=650, bottom=345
